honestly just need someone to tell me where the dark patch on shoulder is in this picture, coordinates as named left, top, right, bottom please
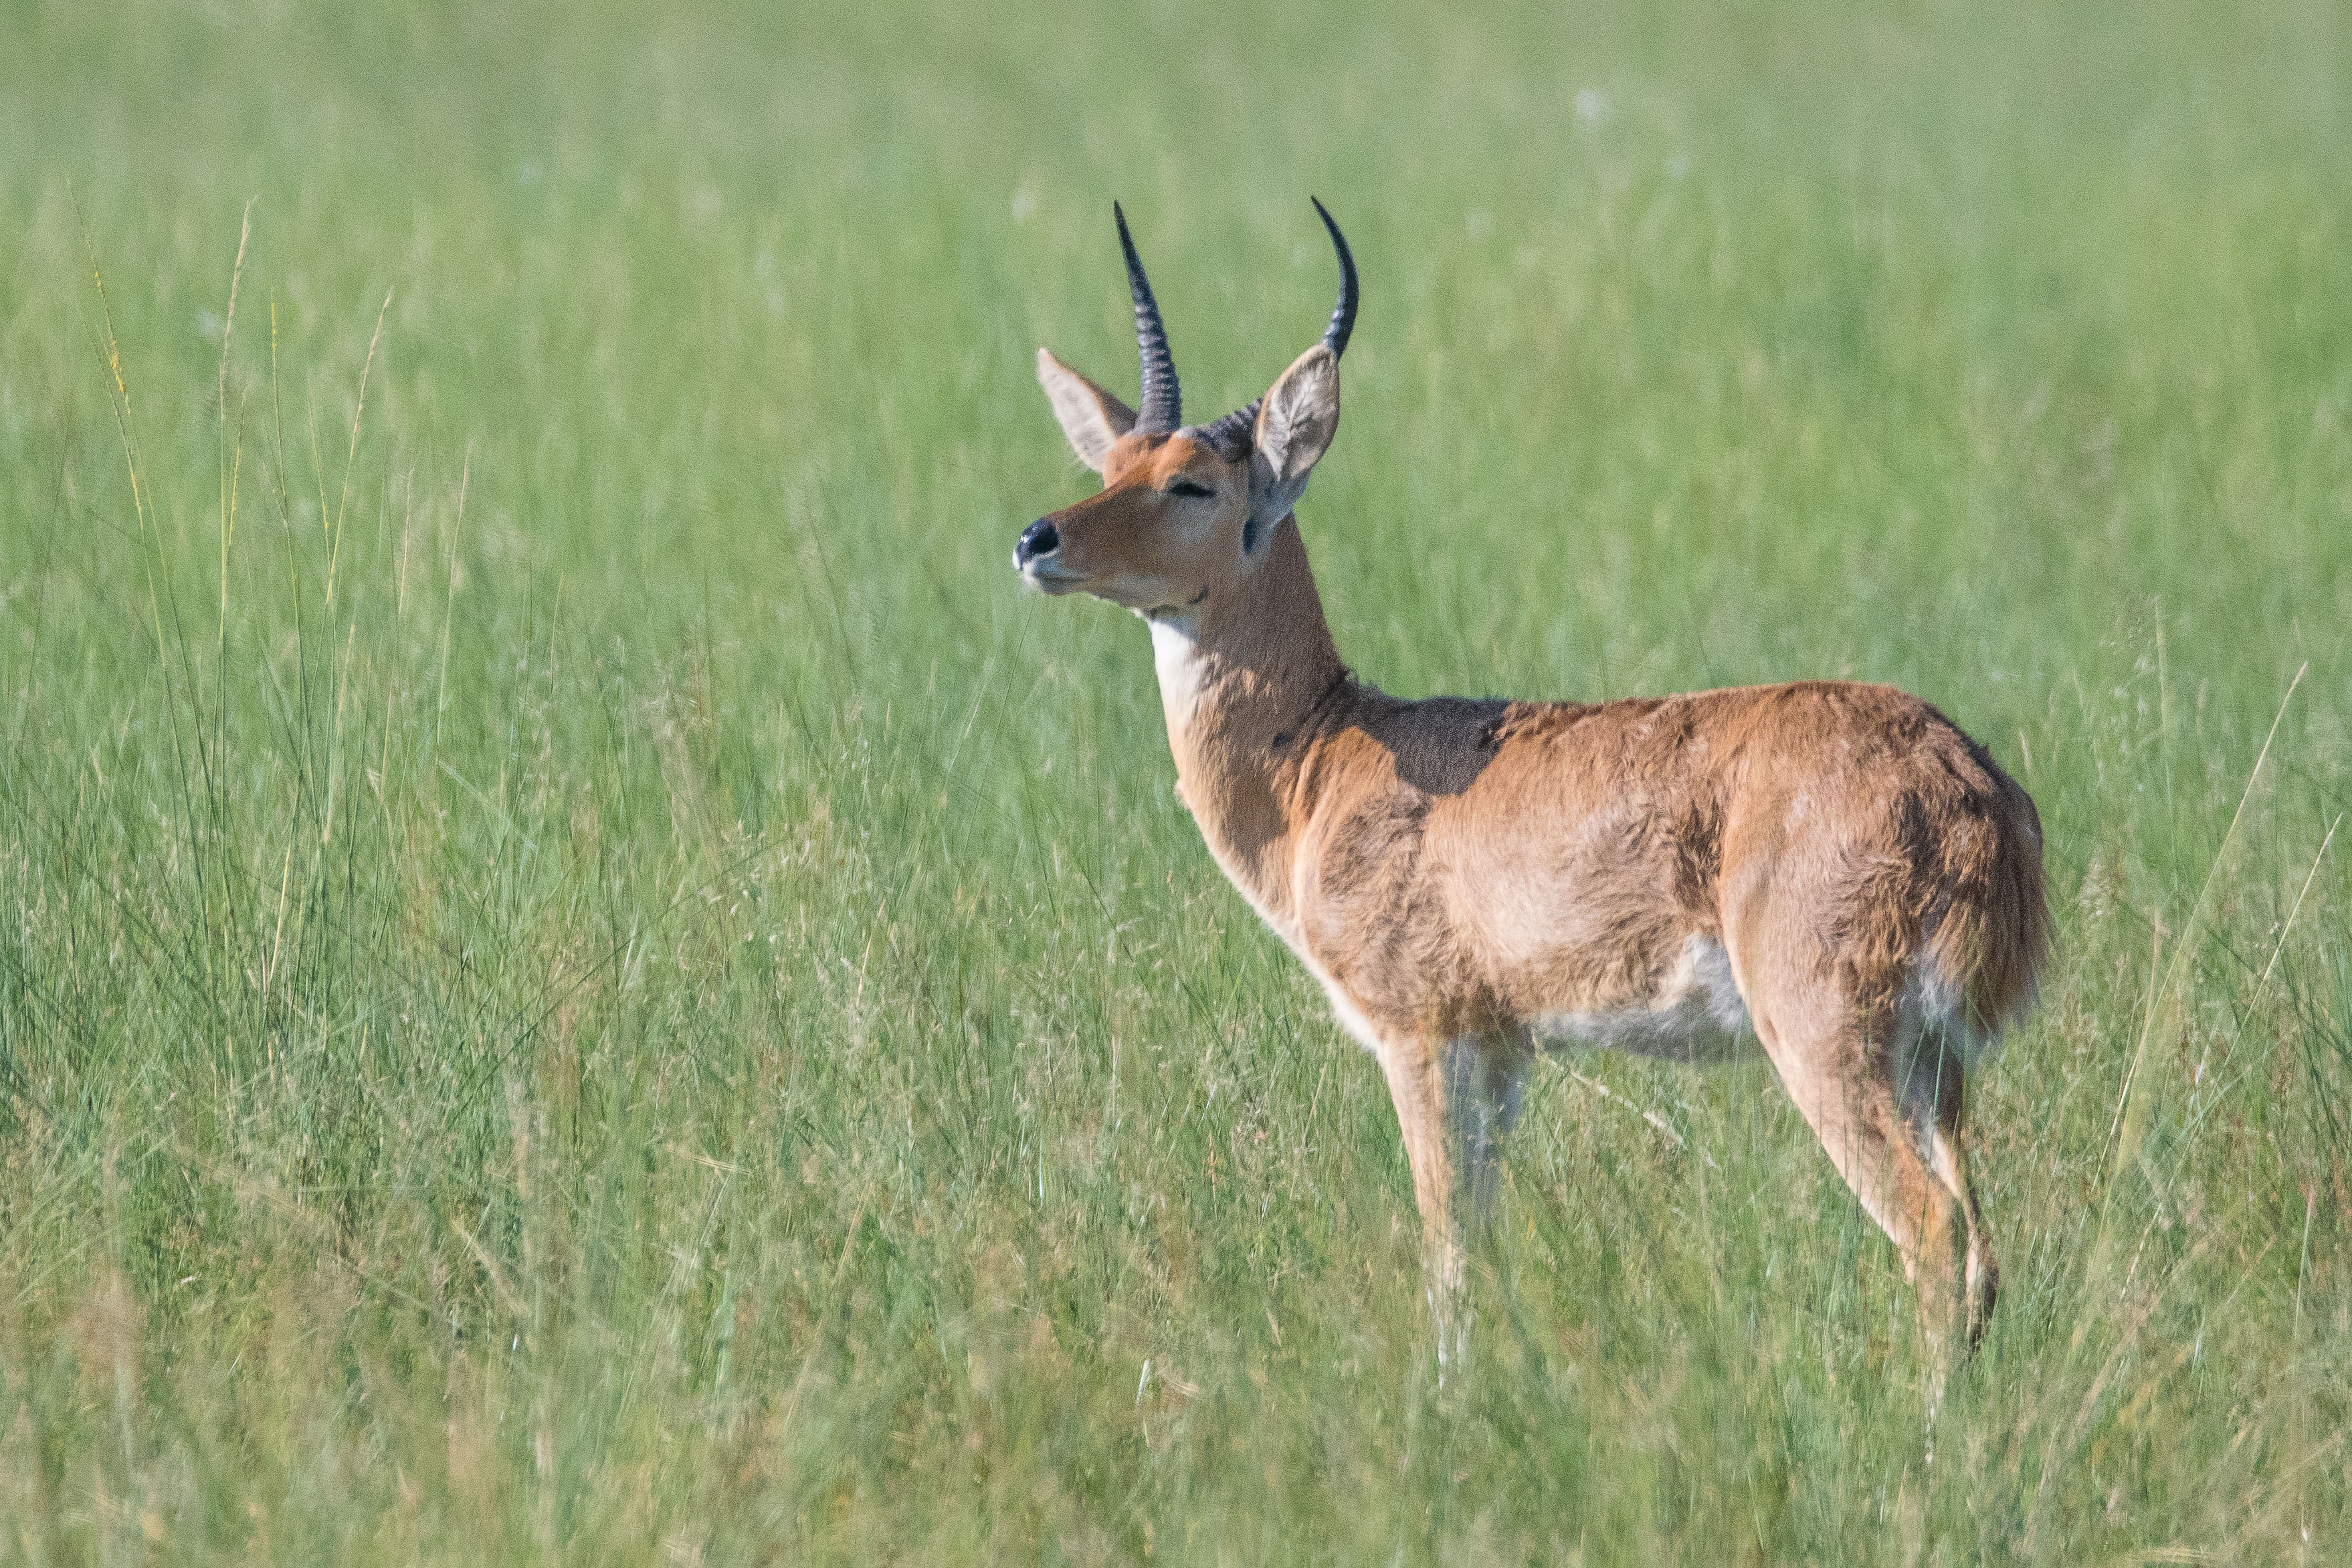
left=1357, top=694, right=1513, bottom=797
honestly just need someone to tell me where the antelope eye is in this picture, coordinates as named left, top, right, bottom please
left=1166, top=479, right=1215, bottom=500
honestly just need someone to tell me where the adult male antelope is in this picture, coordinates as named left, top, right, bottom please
left=1013, top=202, right=2048, bottom=1349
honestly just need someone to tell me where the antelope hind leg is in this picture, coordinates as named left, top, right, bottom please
left=1740, top=968, right=1977, bottom=1354
left=1906, top=1025, right=1999, bottom=1349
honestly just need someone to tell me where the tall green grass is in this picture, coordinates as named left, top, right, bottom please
left=0, top=1, right=2345, bottom=1560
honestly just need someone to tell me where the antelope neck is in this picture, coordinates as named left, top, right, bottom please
left=1146, top=520, right=1351, bottom=926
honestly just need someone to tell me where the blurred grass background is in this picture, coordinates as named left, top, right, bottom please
left=1, top=0, right=2347, bottom=1560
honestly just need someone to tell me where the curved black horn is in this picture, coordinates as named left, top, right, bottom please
left=1115, top=203, right=1181, bottom=433
left=1312, top=196, right=1358, bottom=359
left=1196, top=199, right=1359, bottom=459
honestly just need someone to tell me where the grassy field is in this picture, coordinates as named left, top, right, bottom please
left=2, top=1, right=2348, bottom=1560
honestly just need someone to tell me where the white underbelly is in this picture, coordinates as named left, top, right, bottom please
left=1533, top=934, right=1757, bottom=1064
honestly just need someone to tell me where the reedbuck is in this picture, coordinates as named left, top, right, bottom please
left=1014, top=202, right=2048, bottom=1351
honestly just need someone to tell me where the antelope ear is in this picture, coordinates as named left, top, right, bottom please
left=1249, top=345, right=1339, bottom=522
left=1036, top=349, right=1135, bottom=473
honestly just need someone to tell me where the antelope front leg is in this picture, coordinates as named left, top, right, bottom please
left=1376, top=1034, right=1524, bottom=1364
left=1375, top=1038, right=1464, bottom=1292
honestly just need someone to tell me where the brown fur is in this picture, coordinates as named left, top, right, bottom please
left=1023, top=355, right=2048, bottom=1353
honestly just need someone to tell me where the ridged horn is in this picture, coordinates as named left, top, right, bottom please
left=1310, top=196, right=1358, bottom=359
left=1115, top=202, right=1181, bottom=433
left=1196, top=197, right=1359, bottom=459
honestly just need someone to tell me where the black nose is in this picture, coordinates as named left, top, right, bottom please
left=1015, top=518, right=1060, bottom=565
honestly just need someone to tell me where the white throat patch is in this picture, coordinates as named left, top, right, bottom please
left=1149, top=612, right=1208, bottom=719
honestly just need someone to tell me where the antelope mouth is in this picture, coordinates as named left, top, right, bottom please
left=1016, top=557, right=1086, bottom=593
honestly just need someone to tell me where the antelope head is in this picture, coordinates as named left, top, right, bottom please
left=1015, top=201, right=1358, bottom=615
